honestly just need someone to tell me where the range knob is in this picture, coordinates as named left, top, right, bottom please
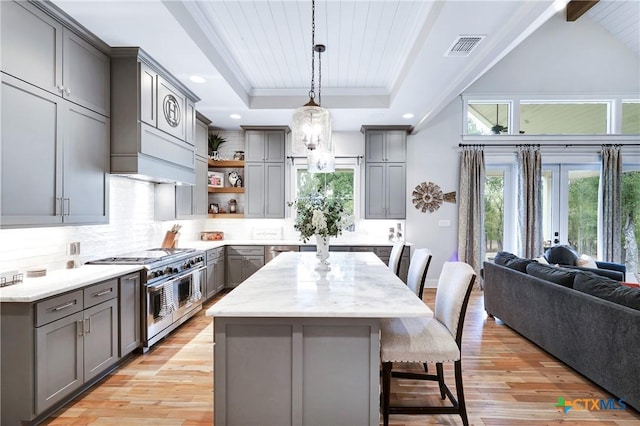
left=164, top=266, right=173, bottom=275
left=183, top=262, right=190, bottom=269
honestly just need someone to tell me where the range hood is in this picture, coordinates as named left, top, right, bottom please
left=110, top=48, right=200, bottom=185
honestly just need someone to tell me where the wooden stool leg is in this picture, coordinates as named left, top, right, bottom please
left=436, top=362, right=446, bottom=400
left=382, top=362, right=392, bottom=426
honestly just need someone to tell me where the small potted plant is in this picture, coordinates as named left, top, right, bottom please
left=208, top=133, right=227, bottom=160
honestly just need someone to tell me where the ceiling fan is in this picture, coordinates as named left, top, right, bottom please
left=491, top=104, right=508, bottom=134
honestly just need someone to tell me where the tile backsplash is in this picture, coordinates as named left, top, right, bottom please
left=0, top=176, right=404, bottom=274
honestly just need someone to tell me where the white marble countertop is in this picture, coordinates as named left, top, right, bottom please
left=206, top=252, right=431, bottom=318
left=0, top=265, right=144, bottom=303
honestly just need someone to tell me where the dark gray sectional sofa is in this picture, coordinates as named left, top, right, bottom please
left=483, top=259, right=640, bottom=412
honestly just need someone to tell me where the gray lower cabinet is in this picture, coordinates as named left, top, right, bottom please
left=206, top=247, right=225, bottom=299
left=226, top=246, right=265, bottom=288
left=35, top=282, right=118, bottom=414
left=119, top=272, right=141, bottom=357
left=1, top=74, right=109, bottom=228
left=1, top=278, right=122, bottom=424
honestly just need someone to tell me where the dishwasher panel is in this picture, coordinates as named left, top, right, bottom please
left=265, top=245, right=300, bottom=263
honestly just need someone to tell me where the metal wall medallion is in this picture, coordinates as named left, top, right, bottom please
left=163, top=94, right=181, bottom=127
left=412, top=181, right=456, bottom=213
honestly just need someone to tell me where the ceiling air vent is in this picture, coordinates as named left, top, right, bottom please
left=445, top=35, right=485, bottom=57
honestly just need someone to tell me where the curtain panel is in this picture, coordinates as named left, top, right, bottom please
left=517, top=145, right=542, bottom=258
left=599, top=145, right=622, bottom=263
left=458, top=146, right=485, bottom=280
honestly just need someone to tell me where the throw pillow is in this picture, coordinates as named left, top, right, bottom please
left=526, top=262, right=578, bottom=288
left=494, top=251, right=518, bottom=266
left=574, top=272, right=640, bottom=311
left=544, top=245, right=579, bottom=266
left=535, top=256, right=549, bottom=265
left=576, top=254, right=598, bottom=269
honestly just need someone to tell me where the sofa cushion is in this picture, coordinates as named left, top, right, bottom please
left=574, top=272, right=640, bottom=311
left=525, top=262, right=578, bottom=288
left=494, top=251, right=534, bottom=273
left=564, top=265, right=624, bottom=281
left=544, top=245, right=579, bottom=266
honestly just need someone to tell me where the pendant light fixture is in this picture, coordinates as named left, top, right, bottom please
left=291, top=0, right=334, bottom=172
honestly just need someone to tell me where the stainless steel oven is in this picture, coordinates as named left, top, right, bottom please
left=87, top=248, right=205, bottom=351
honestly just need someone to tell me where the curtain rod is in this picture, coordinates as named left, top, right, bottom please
left=458, top=143, right=640, bottom=148
left=286, top=155, right=364, bottom=165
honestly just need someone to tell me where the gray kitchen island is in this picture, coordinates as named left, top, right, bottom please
left=206, top=251, right=432, bottom=426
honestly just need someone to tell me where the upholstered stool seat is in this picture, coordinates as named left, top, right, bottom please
left=381, top=317, right=459, bottom=364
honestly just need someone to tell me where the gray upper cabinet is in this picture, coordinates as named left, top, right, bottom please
left=245, top=130, right=286, bottom=162
left=195, top=112, right=209, bottom=160
left=170, top=114, right=210, bottom=220
left=363, top=126, right=409, bottom=219
left=1, top=1, right=110, bottom=116
left=244, top=128, right=287, bottom=218
left=1, top=75, right=109, bottom=228
left=364, top=130, right=407, bottom=162
left=1, top=0, right=110, bottom=228
left=62, top=29, right=110, bottom=116
left=365, top=162, right=406, bottom=219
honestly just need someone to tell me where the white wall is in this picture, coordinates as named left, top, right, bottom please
left=468, top=12, right=640, bottom=95
left=404, top=10, right=640, bottom=286
left=406, top=100, right=463, bottom=286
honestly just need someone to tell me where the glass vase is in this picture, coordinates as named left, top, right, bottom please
left=315, top=234, right=330, bottom=270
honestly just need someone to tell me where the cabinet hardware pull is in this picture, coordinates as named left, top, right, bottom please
left=125, top=277, right=137, bottom=281
left=57, top=197, right=64, bottom=216
left=93, top=289, right=112, bottom=297
left=53, top=301, right=75, bottom=311
left=63, top=198, right=70, bottom=216
left=85, top=317, right=91, bottom=334
left=78, top=320, right=83, bottom=336
left=65, top=88, right=71, bottom=96
left=57, top=85, right=65, bottom=94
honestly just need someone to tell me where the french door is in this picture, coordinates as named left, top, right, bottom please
left=541, top=164, right=600, bottom=258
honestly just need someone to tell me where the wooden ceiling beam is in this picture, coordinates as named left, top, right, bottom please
left=566, top=0, right=600, bottom=22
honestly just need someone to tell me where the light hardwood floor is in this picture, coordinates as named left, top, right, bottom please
left=44, top=289, right=640, bottom=425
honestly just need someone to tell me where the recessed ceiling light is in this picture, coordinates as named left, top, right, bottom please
left=189, top=75, right=206, bottom=84
left=402, top=113, right=414, bottom=119
left=230, top=114, right=242, bottom=120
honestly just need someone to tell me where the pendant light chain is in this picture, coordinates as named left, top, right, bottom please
left=318, top=48, right=322, bottom=106
left=309, top=0, right=316, bottom=101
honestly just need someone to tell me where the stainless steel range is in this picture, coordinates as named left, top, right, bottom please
left=87, top=248, right=206, bottom=350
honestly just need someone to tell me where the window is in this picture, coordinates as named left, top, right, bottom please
left=542, top=165, right=600, bottom=257
left=622, top=101, right=640, bottom=134
left=520, top=102, right=608, bottom=135
left=484, top=164, right=516, bottom=259
left=485, top=172, right=504, bottom=257
left=467, top=102, right=510, bottom=135
left=294, top=166, right=356, bottom=218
